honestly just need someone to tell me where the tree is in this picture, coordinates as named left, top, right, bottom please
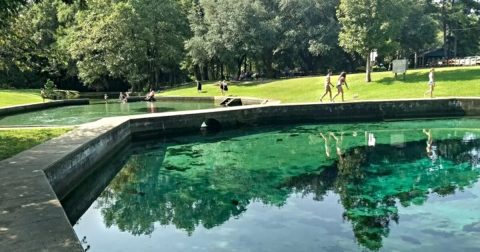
left=276, top=0, right=339, bottom=73
left=0, top=0, right=27, bottom=26
left=67, top=0, right=189, bottom=90
left=0, top=0, right=66, bottom=87
left=434, top=0, right=480, bottom=59
left=337, top=0, right=408, bottom=82
left=398, top=0, right=438, bottom=68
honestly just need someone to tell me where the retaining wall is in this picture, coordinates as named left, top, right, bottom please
left=129, top=98, right=479, bottom=139
left=0, top=99, right=89, bottom=117
left=1, top=97, right=480, bottom=251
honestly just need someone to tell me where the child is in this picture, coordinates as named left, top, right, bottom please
left=424, top=68, right=435, bottom=98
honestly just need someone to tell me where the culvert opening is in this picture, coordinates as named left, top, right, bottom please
left=200, top=118, right=222, bottom=133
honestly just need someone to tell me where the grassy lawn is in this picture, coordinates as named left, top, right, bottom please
left=0, top=128, right=71, bottom=160
left=161, top=66, right=480, bottom=103
left=0, top=89, right=45, bottom=107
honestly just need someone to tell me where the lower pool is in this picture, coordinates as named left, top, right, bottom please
left=0, top=100, right=215, bottom=126
left=69, top=118, right=480, bottom=251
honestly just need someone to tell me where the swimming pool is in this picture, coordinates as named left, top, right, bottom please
left=0, top=100, right=216, bottom=126
left=68, top=118, right=480, bottom=251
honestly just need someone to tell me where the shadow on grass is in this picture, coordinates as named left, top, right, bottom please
left=231, top=79, right=276, bottom=87
left=377, top=68, right=480, bottom=85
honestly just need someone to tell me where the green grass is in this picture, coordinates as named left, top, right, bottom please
left=0, top=128, right=71, bottom=160
left=0, top=89, right=45, bottom=107
left=161, top=66, right=480, bottom=103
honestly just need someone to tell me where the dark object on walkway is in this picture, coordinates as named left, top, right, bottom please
left=220, top=97, right=242, bottom=107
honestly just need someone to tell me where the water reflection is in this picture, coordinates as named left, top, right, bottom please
left=70, top=125, right=480, bottom=251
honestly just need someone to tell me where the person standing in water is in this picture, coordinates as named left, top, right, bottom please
left=332, top=72, right=349, bottom=102
left=320, top=132, right=331, bottom=158
left=320, top=70, right=334, bottom=102
left=424, top=68, right=435, bottom=98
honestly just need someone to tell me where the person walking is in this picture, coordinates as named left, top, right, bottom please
left=424, top=68, right=435, bottom=98
left=332, top=72, right=349, bottom=102
left=320, top=70, right=334, bottom=102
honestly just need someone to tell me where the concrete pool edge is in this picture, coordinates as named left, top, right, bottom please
left=1, top=97, right=480, bottom=251
left=0, top=99, right=90, bottom=117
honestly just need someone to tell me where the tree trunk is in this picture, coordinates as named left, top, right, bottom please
left=154, top=68, right=159, bottom=86
left=264, top=53, right=274, bottom=78
left=442, top=0, right=448, bottom=63
left=220, top=64, right=225, bottom=80
left=236, top=54, right=246, bottom=80
left=414, top=52, right=418, bottom=69
left=365, top=53, right=371, bottom=82
left=243, top=56, right=247, bottom=74
left=453, top=35, right=457, bottom=59
left=194, top=64, right=201, bottom=81
left=202, top=64, right=209, bottom=81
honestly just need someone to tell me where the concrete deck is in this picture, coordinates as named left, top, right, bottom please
left=1, top=98, right=480, bottom=251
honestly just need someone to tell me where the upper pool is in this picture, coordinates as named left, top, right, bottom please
left=0, top=100, right=215, bottom=126
left=68, top=118, right=480, bottom=251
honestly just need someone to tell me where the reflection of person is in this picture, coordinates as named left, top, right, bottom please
left=320, top=70, right=334, bottom=102
left=149, top=101, right=156, bottom=113
left=320, top=133, right=331, bottom=158
left=424, top=68, right=435, bottom=98
left=332, top=72, right=349, bottom=102
left=330, top=132, right=344, bottom=157
left=423, top=129, right=433, bottom=156
left=104, top=93, right=108, bottom=103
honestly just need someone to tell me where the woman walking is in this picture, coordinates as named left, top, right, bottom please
left=332, top=72, right=349, bottom=102
left=320, top=70, right=334, bottom=102
left=424, top=68, right=435, bottom=98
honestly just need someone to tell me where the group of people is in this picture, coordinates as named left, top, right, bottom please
left=319, top=68, right=436, bottom=102
left=320, top=70, right=349, bottom=102
left=219, top=80, right=228, bottom=95
left=119, top=91, right=130, bottom=102
left=195, top=79, right=229, bottom=95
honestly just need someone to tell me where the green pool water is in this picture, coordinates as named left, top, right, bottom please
left=0, top=100, right=215, bottom=126
left=70, top=118, right=480, bottom=251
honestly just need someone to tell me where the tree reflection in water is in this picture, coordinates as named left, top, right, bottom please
left=92, top=128, right=480, bottom=251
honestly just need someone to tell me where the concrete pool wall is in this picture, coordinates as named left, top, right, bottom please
left=1, top=97, right=480, bottom=251
left=0, top=99, right=89, bottom=117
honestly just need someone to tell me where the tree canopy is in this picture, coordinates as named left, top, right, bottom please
left=0, top=0, right=479, bottom=89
